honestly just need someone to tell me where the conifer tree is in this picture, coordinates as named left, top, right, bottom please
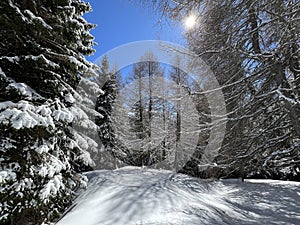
left=0, top=0, right=101, bottom=224
left=95, top=56, right=121, bottom=169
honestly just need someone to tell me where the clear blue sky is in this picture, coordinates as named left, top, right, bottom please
left=83, top=0, right=184, bottom=63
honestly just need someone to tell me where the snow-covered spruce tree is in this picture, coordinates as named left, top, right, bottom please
left=0, top=0, right=102, bottom=224
left=97, top=54, right=174, bottom=167
left=95, top=56, right=123, bottom=169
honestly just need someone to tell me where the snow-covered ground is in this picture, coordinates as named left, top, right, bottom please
left=56, top=167, right=300, bottom=225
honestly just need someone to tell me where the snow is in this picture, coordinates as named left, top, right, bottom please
left=14, top=177, right=33, bottom=192
left=25, top=54, right=59, bottom=68
left=276, top=89, right=300, bottom=105
left=11, top=110, right=39, bottom=129
left=56, top=167, right=300, bottom=225
left=78, top=151, right=95, bottom=167
left=78, top=135, right=98, bottom=152
left=0, top=170, right=16, bottom=183
left=69, top=106, right=89, bottom=120
left=73, top=133, right=89, bottom=150
left=0, top=101, right=14, bottom=110
left=40, top=175, right=65, bottom=202
left=8, top=83, right=32, bottom=96
left=68, top=56, right=87, bottom=71
left=35, top=144, right=50, bottom=154
left=4, top=76, right=43, bottom=100
left=52, top=108, right=74, bottom=123
left=0, top=101, right=55, bottom=129
left=1, top=54, right=58, bottom=69
left=0, top=138, right=16, bottom=150
left=36, top=105, right=52, bottom=117
left=24, top=9, right=52, bottom=30
left=64, top=93, right=76, bottom=104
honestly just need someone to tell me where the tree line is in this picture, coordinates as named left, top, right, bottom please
left=140, top=0, right=300, bottom=180
left=0, top=0, right=299, bottom=224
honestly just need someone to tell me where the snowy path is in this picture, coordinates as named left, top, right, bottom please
left=56, top=167, right=300, bottom=225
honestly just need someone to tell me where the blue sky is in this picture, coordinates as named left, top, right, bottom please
left=84, top=0, right=184, bottom=63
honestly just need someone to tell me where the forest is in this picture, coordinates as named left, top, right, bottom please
left=0, top=0, right=299, bottom=224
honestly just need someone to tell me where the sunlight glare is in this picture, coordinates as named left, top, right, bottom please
left=184, top=14, right=197, bottom=30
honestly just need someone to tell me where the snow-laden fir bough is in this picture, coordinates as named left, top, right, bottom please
left=0, top=0, right=102, bottom=224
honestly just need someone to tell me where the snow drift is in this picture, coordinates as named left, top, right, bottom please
left=56, top=167, right=300, bottom=225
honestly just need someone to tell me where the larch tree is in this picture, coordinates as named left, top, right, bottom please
left=169, top=59, right=187, bottom=171
left=168, top=59, right=211, bottom=176
left=0, top=0, right=102, bottom=224
left=126, top=52, right=166, bottom=166
left=141, top=0, right=300, bottom=180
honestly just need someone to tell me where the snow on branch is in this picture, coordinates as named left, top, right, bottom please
left=0, top=101, right=55, bottom=129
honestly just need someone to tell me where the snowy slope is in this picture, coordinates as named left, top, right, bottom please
left=56, top=167, right=300, bottom=225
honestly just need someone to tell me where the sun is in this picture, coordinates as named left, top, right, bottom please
left=184, top=14, right=197, bottom=30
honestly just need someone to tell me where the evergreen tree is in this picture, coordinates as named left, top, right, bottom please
left=0, top=0, right=101, bottom=224
left=95, top=56, right=121, bottom=169
left=97, top=53, right=175, bottom=167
